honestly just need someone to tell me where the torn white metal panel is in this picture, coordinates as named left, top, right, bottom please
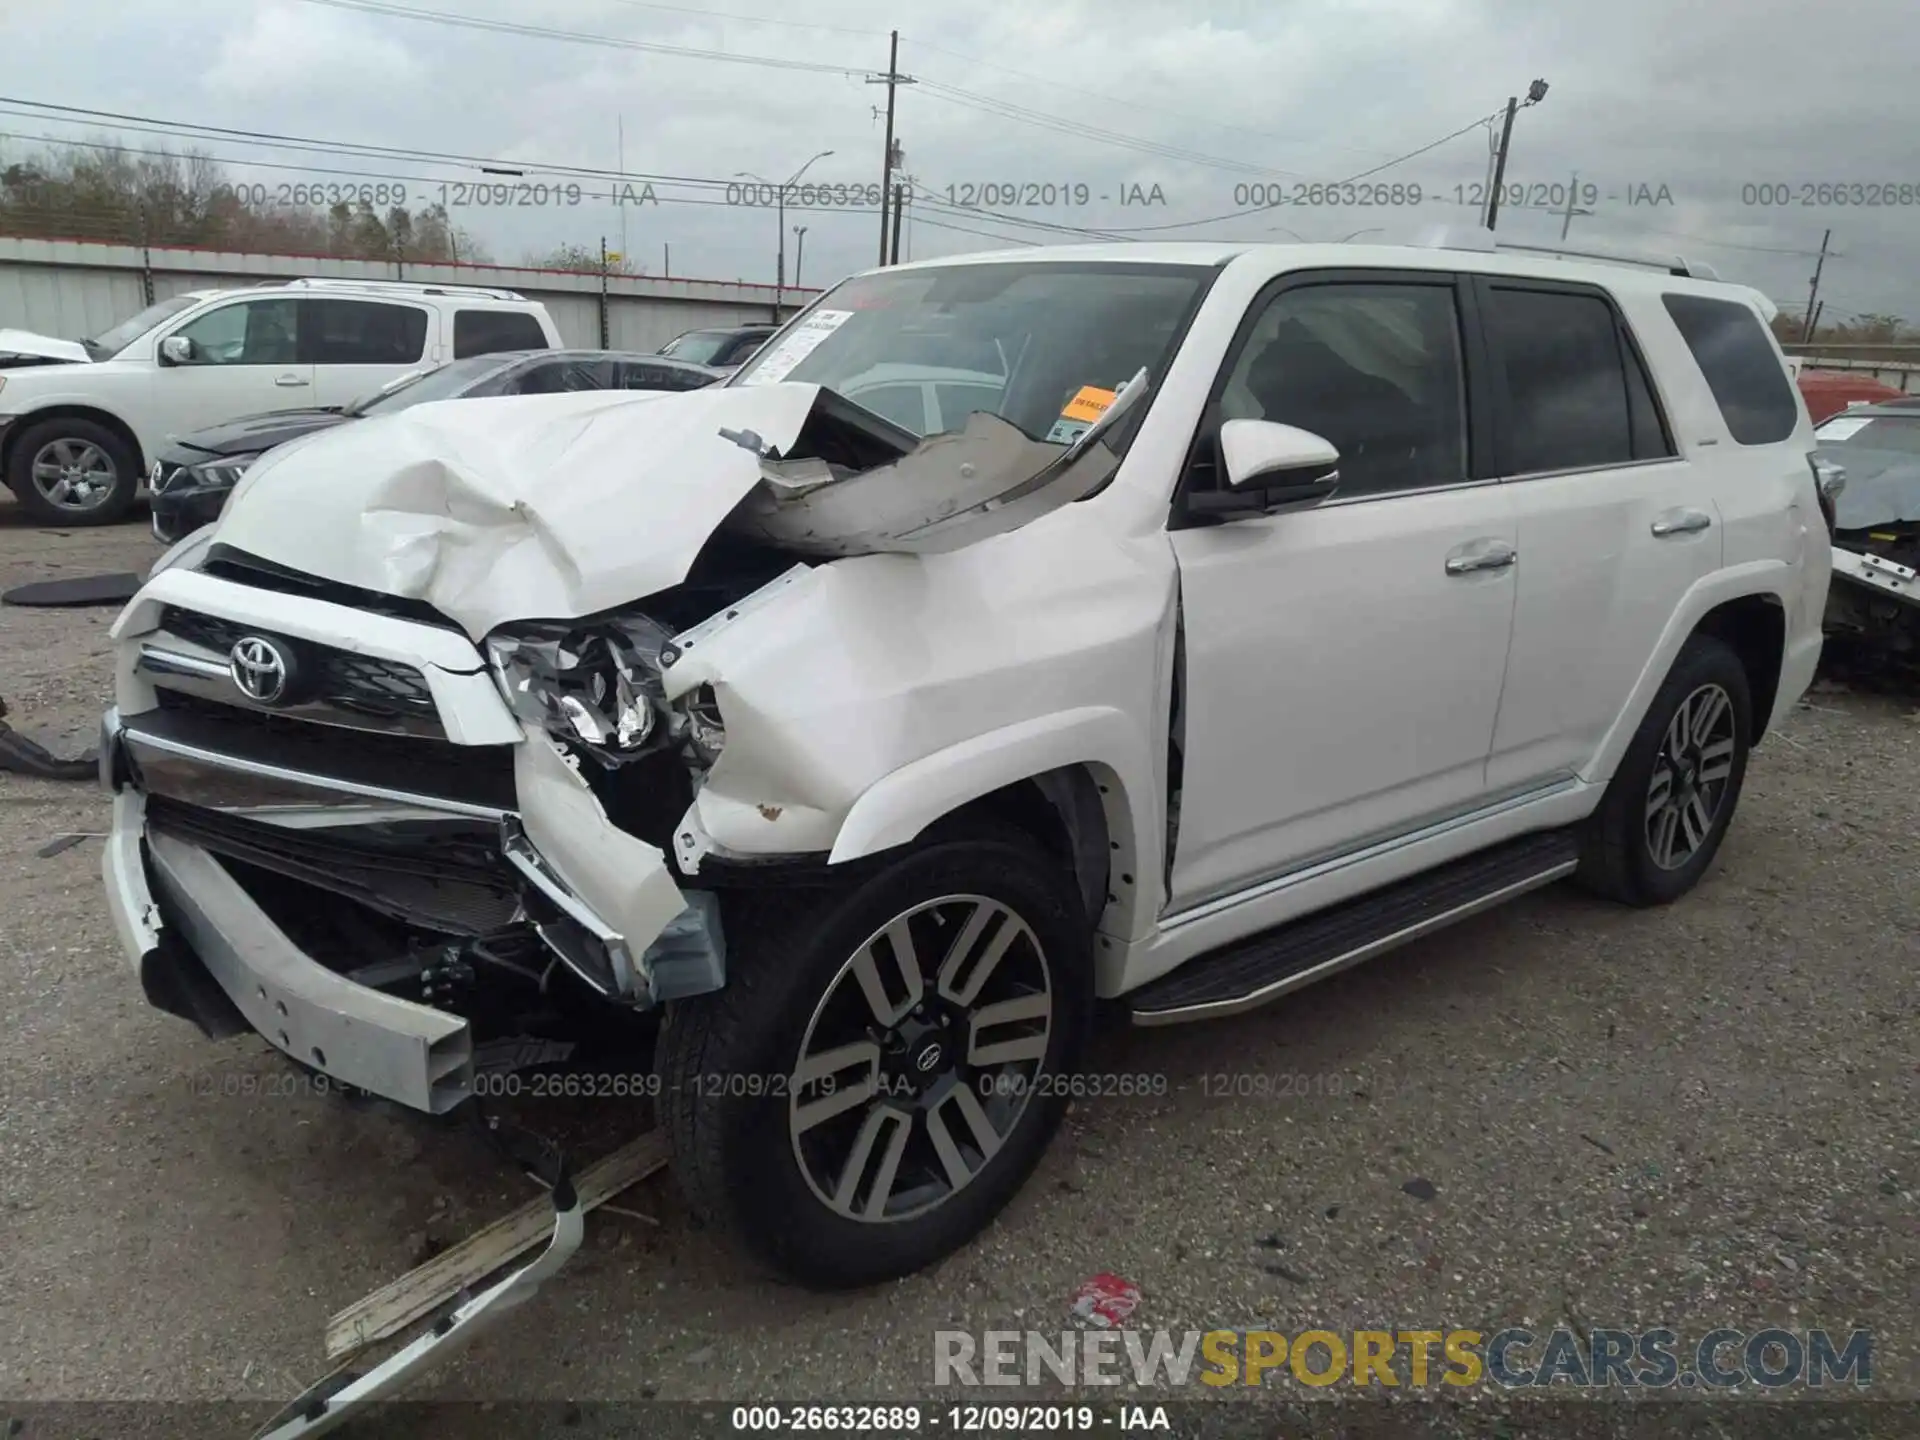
left=512, top=727, right=690, bottom=996
left=726, top=397, right=1128, bottom=557
left=214, top=384, right=825, bottom=639
left=1831, top=544, right=1920, bottom=608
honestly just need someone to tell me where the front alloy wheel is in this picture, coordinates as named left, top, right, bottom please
left=31, top=437, right=119, bottom=514
left=790, top=896, right=1053, bottom=1223
left=656, top=824, right=1091, bottom=1289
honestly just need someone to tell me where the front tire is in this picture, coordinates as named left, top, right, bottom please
left=656, top=825, right=1092, bottom=1289
left=1578, top=633, right=1752, bottom=906
left=6, top=417, right=140, bottom=525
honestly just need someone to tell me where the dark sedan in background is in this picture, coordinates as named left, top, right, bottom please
left=657, top=323, right=777, bottom=374
left=148, top=348, right=723, bottom=543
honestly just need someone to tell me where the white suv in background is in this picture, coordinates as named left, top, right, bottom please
left=0, top=278, right=560, bottom=524
left=100, top=237, right=1830, bottom=1301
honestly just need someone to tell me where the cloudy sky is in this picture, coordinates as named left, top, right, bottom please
left=3, top=0, right=1918, bottom=322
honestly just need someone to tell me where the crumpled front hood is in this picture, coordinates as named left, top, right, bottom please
left=0, top=328, right=90, bottom=364
left=212, top=384, right=823, bottom=638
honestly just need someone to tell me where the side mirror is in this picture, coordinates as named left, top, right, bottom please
left=158, top=335, right=195, bottom=366
left=1189, top=419, right=1341, bottom=518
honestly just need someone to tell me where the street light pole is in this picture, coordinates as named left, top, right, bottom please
left=793, top=225, right=807, bottom=290
left=740, top=150, right=832, bottom=316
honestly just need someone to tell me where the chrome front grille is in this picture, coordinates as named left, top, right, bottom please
left=140, top=607, right=444, bottom=738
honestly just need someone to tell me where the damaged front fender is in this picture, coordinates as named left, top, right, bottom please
left=511, top=728, right=725, bottom=1005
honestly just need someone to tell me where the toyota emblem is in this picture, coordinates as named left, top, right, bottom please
left=229, top=636, right=291, bottom=704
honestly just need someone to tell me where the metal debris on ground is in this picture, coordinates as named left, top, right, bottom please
left=1069, top=1273, right=1141, bottom=1329
left=0, top=696, right=96, bottom=781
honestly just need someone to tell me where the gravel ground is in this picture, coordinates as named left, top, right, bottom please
left=0, top=497, right=1914, bottom=1433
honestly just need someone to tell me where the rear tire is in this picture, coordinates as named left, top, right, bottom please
left=655, top=823, right=1092, bottom=1289
left=6, top=417, right=140, bottom=525
left=1578, top=633, right=1752, bottom=906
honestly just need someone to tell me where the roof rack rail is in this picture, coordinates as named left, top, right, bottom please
left=1410, top=225, right=1720, bottom=280
left=246, top=277, right=528, bottom=301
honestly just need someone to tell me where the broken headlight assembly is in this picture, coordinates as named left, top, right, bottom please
left=485, top=617, right=672, bottom=761
left=486, top=616, right=728, bottom=770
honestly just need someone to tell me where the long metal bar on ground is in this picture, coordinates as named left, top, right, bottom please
left=324, top=1131, right=669, bottom=1361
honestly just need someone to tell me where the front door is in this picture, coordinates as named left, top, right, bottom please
left=152, top=297, right=313, bottom=436
left=1167, top=273, right=1517, bottom=911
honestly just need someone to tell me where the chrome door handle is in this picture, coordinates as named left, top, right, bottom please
left=1651, top=509, right=1712, bottom=537
left=274, top=374, right=308, bottom=387
left=1445, top=541, right=1517, bottom=575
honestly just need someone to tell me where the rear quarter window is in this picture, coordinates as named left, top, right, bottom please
left=1661, top=294, right=1799, bottom=445
left=454, top=310, right=551, bottom=359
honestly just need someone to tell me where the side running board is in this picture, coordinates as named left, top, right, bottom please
left=1129, top=829, right=1582, bottom=1025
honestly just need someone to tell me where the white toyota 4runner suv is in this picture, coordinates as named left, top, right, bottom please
left=0, top=277, right=560, bottom=524
left=99, top=238, right=1831, bottom=1291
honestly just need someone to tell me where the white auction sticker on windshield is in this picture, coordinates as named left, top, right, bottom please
left=738, top=309, right=854, bottom=385
left=1814, top=415, right=1872, bottom=441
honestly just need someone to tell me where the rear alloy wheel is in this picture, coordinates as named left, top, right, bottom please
left=656, top=825, right=1091, bottom=1289
left=1644, top=683, right=1738, bottom=871
left=7, top=417, right=140, bottom=525
left=1578, top=633, right=1752, bottom=906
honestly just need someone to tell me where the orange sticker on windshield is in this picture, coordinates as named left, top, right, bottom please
left=1062, top=386, right=1117, bottom=425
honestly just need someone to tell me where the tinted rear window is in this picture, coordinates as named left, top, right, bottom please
left=1662, top=294, right=1799, bottom=445
left=304, top=299, right=428, bottom=364
left=454, top=310, right=550, bottom=359
left=1484, top=287, right=1635, bottom=473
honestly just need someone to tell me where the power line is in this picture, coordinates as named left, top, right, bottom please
left=592, top=0, right=879, bottom=37
left=291, top=0, right=865, bottom=76
left=913, top=80, right=1305, bottom=181
left=906, top=38, right=1395, bottom=164
left=1068, top=108, right=1504, bottom=235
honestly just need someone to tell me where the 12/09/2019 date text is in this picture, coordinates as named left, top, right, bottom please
left=729, top=1405, right=1113, bottom=1430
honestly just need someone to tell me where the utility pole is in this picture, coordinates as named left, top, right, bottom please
left=617, top=116, right=628, bottom=260
left=1484, top=79, right=1548, bottom=231
left=867, top=30, right=914, bottom=264
left=889, top=182, right=908, bottom=265
left=1801, top=228, right=1832, bottom=344
left=1484, top=97, right=1519, bottom=230
left=1559, top=170, right=1584, bottom=238
left=598, top=236, right=610, bottom=348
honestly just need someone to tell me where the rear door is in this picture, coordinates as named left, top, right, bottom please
left=1478, top=278, right=1721, bottom=793
left=302, top=298, right=432, bottom=410
left=1167, top=271, right=1519, bottom=908
left=151, top=297, right=313, bottom=436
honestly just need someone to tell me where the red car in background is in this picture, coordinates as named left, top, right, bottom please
left=1797, top=368, right=1907, bottom=423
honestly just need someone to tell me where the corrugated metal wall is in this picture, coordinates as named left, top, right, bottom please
left=0, top=237, right=820, bottom=352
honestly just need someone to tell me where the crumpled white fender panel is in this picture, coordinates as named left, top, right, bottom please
left=513, top=729, right=689, bottom=971
left=661, top=500, right=1179, bottom=941
left=213, top=384, right=824, bottom=639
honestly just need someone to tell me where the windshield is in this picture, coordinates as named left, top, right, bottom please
left=347, top=355, right=516, bottom=416
left=84, top=294, right=204, bottom=359
left=731, top=261, right=1215, bottom=446
left=660, top=331, right=737, bottom=365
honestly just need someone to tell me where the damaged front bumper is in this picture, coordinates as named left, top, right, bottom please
left=99, top=701, right=725, bottom=1115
